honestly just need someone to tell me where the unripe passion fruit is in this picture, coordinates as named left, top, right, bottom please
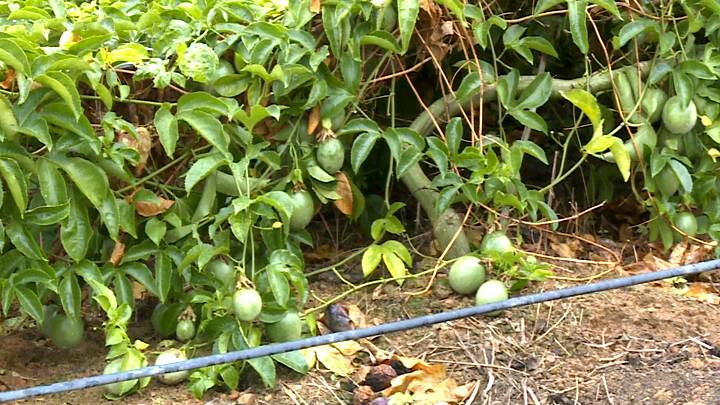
left=662, top=96, right=697, bottom=134
left=448, top=256, right=486, bottom=295
left=480, top=231, right=514, bottom=256
left=175, top=319, right=195, bottom=342
left=232, top=288, right=263, bottom=321
left=265, top=311, right=302, bottom=342
left=46, top=314, right=84, bottom=350
left=655, top=166, right=679, bottom=197
left=155, top=349, right=189, bottom=385
left=626, top=124, right=657, bottom=161
left=207, top=259, right=235, bottom=286
left=642, top=88, right=667, bottom=124
left=674, top=212, right=698, bottom=237
left=475, top=279, right=509, bottom=316
left=289, top=190, right=315, bottom=230
left=316, top=138, right=345, bottom=174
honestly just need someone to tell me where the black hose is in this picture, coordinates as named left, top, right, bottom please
left=1, top=258, right=718, bottom=403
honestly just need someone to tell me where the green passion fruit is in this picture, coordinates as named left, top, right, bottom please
left=175, top=319, right=195, bottom=342
left=480, top=231, right=514, bottom=256
left=46, top=313, right=84, bottom=350
left=662, top=96, right=697, bottom=134
left=207, top=258, right=235, bottom=286
left=103, top=352, right=143, bottom=396
left=155, top=349, right=189, bottom=385
left=289, top=190, right=315, bottom=230
left=655, top=166, right=679, bottom=197
left=265, top=311, right=302, bottom=342
left=448, top=256, right=486, bottom=295
left=674, top=212, right=698, bottom=237
left=232, top=288, right=263, bottom=321
left=316, top=137, right=345, bottom=174
left=475, top=279, right=509, bottom=316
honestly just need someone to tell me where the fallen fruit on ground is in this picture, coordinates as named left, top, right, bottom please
left=155, top=349, right=190, bottom=385
left=45, top=314, right=84, bottom=350
left=448, top=256, right=486, bottom=295
left=476, top=279, right=509, bottom=316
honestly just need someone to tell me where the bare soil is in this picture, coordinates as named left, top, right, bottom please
left=2, top=237, right=720, bottom=405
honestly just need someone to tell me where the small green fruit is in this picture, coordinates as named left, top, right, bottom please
left=155, top=349, right=189, bottom=385
left=475, top=279, right=509, bottom=316
left=289, top=190, right=315, bottom=230
left=316, top=138, right=345, bottom=174
left=232, top=288, right=263, bottom=321
left=480, top=231, right=514, bottom=256
left=448, top=256, right=486, bottom=295
left=674, top=212, right=697, bottom=237
left=662, top=96, right=697, bottom=134
left=655, top=167, right=679, bottom=197
left=46, top=314, right=84, bottom=350
left=175, top=319, right=195, bottom=342
left=265, top=311, right=302, bottom=342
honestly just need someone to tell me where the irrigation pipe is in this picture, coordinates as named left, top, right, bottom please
left=2, top=258, right=720, bottom=403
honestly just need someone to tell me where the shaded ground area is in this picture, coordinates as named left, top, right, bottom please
left=2, top=236, right=720, bottom=405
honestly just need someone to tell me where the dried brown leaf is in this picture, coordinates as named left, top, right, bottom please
left=109, top=240, right=126, bottom=266
left=550, top=241, right=577, bottom=259
left=118, top=127, right=153, bottom=176
left=310, top=0, right=321, bottom=13
left=135, top=196, right=175, bottom=217
left=668, top=241, right=688, bottom=266
left=0, top=68, right=15, bottom=90
left=334, top=172, right=353, bottom=216
left=307, top=105, right=321, bottom=136
left=684, top=283, right=720, bottom=304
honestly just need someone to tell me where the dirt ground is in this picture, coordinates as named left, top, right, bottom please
left=2, top=235, right=720, bottom=405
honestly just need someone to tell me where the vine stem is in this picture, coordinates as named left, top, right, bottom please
left=400, top=62, right=655, bottom=256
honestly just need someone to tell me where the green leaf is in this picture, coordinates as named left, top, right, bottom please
left=59, top=273, right=81, bottom=320
left=560, top=89, right=602, bottom=130
left=508, top=110, right=548, bottom=134
left=383, top=240, right=412, bottom=266
left=361, top=31, right=400, bottom=52
left=146, top=218, right=166, bottom=245
left=307, top=165, right=336, bottom=183
left=247, top=356, right=276, bottom=388
left=397, top=0, right=420, bottom=53
left=567, top=0, right=589, bottom=54
left=396, top=147, right=423, bottom=178
left=351, top=132, right=380, bottom=173
left=446, top=117, right=463, bottom=157
left=185, top=153, right=227, bottom=192
left=362, top=244, right=383, bottom=277
left=456, top=71, right=481, bottom=101
left=220, top=365, right=239, bottom=390
left=516, top=73, right=552, bottom=110
left=177, top=92, right=229, bottom=117
left=584, top=134, right=615, bottom=154
left=668, top=159, right=692, bottom=193
left=616, top=19, right=659, bottom=49
left=256, top=191, right=294, bottom=229
left=511, top=140, right=549, bottom=165
left=679, top=60, right=716, bottom=80
left=51, top=156, right=109, bottom=209
left=0, top=158, right=27, bottom=215
left=608, top=139, right=631, bottom=181
left=271, top=351, right=309, bottom=374
left=589, top=0, right=620, bottom=17
left=520, top=37, right=559, bottom=59
left=123, top=262, right=159, bottom=298
left=473, top=16, right=507, bottom=49
left=154, top=105, right=178, bottom=158
left=177, top=110, right=230, bottom=159
left=61, top=189, right=91, bottom=262
left=6, top=220, right=45, bottom=261
left=0, top=39, right=31, bottom=75
left=14, top=286, right=43, bottom=323
left=34, top=72, right=83, bottom=119
left=155, top=252, right=172, bottom=303
left=534, top=0, right=565, bottom=14
left=24, top=203, right=70, bottom=226
left=382, top=249, right=407, bottom=285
